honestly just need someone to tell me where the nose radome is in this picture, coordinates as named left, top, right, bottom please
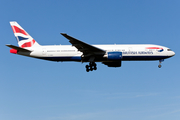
left=172, top=51, right=175, bottom=56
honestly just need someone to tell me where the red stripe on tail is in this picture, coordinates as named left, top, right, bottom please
left=11, top=26, right=28, bottom=36
left=21, top=39, right=35, bottom=48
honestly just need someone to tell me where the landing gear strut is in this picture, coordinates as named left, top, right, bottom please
left=158, top=59, right=164, bottom=68
left=86, top=62, right=97, bottom=72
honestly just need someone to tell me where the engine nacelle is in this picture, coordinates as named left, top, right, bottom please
left=105, top=52, right=122, bottom=60
left=102, top=61, right=121, bottom=67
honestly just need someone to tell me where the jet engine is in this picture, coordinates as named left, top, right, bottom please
left=104, top=52, right=122, bottom=60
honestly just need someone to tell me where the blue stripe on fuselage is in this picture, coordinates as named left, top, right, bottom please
left=35, top=55, right=169, bottom=62
left=122, top=56, right=169, bottom=61
left=37, top=56, right=82, bottom=61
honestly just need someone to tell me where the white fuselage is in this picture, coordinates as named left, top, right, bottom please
left=20, top=44, right=175, bottom=62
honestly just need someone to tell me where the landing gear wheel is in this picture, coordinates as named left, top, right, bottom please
left=94, top=66, right=97, bottom=70
left=86, top=65, right=89, bottom=72
left=158, top=64, right=162, bottom=68
left=85, top=62, right=97, bottom=72
left=90, top=66, right=93, bottom=71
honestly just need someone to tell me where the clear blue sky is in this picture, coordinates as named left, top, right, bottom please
left=1, top=0, right=180, bottom=120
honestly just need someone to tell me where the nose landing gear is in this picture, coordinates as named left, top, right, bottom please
left=86, top=62, right=97, bottom=72
left=158, top=59, right=164, bottom=68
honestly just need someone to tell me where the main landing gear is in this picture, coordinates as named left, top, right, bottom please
left=158, top=59, right=164, bottom=68
left=86, top=62, right=97, bottom=72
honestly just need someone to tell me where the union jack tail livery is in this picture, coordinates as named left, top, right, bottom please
left=10, top=21, right=40, bottom=48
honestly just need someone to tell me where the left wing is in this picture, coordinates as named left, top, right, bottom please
left=61, top=33, right=106, bottom=57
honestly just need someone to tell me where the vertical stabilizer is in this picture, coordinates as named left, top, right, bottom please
left=10, top=21, right=40, bottom=48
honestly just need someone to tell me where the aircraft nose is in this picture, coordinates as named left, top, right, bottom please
left=172, top=51, right=175, bottom=56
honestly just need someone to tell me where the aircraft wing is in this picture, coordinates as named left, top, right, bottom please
left=6, top=44, right=32, bottom=52
left=61, top=33, right=106, bottom=56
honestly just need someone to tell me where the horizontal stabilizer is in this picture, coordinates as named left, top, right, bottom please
left=6, top=44, right=32, bottom=52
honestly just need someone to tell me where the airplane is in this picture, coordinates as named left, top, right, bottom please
left=6, top=21, right=175, bottom=72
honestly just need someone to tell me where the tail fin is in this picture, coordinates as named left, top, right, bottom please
left=10, top=21, right=40, bottom=48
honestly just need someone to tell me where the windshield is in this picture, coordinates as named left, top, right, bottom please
left=167, top=49, right=172, bottom=51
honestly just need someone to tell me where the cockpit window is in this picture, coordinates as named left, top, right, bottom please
left=167, top=49, right=172, bottom=51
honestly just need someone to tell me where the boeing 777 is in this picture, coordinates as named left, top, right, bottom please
left=6, top=21, right=175, bottom=72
